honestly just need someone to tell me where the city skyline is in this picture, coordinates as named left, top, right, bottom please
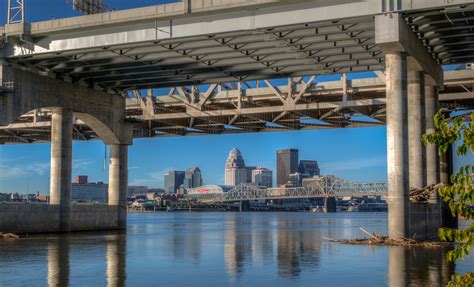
left=1, top=127, right=390, bottom=194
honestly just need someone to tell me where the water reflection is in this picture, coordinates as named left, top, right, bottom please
left=47, top=237, right=70, bottom=287
left=388, top=245, right=454, bottom=287
left=0, top=213, right=470, bottom=286
left=106, top=234, right=126, bottom=287
left=43, top=232, right=126, bottom=287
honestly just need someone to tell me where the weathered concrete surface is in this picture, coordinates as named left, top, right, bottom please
left=49, top=108, right=73, bottom=232
left=108, top=144, right=128, bottom=230
left=323, top=197, right=337, bottom=213
left=409, top=203, right=443, bottom=240
left=385, top=52, right=409, bottom=240
left=407, top=70, right=425, bottom=189
left=0, top=67, right=131, bottom=145
left=0, top=204, right=121, bottom=234
left=425, top=85, right=440, bottom=202
left=375, top=13, right=443, bottom=88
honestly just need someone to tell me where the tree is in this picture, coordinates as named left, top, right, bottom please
left=422, top=110, right=473, bottom=287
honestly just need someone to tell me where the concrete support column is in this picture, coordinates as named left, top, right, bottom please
left=323, top=197, right=337, bottom=213
left=425, top=85, right=440, bottom=202
left=49, top=108, right=73, bottom=232
left=386, top=52, right=410, bottom=240
left=108, top=144, right=129, bottom=229
left=408, top=71, right=426, bottom=189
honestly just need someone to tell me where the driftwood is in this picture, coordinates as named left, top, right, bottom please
left=409, top=183, right=446, bottom=203
left=0, top=233, right=20, bottom=239
left=324, top=228, right=446, bottom=247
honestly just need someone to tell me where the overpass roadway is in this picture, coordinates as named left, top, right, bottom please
left=0, top=69, right=472, bottom=144
left=1, top=0, right=474, bottom=90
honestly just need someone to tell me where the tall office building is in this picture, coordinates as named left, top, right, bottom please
left=276, top=149, right=299, bottom=186
left=252, top=168, right=273, bottom=188
left=245, top=166, right=257, bottom=183
left=225, top=148, right=248, bottom=186
left=184, top=167, right=203, bottom=188
left=164, top=170, right=185, bottom=193
left=298, top=160, right=320, bottom=177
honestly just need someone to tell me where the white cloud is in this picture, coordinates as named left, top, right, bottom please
left=0, top=161, right=50, bottom=179
left=72, top=159, right=94, bottom=169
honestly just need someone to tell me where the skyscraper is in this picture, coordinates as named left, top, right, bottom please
left=298, top=160, right=320, bottom=177
left=184, top=167, right=203, bottom=188
left=252, top=168, right=273, bottom=188
left=277, top=149, right=299, bottom=186
left=164, top=170, right=185, bottom=193
left=225, top=148, right=248, bottom=186
left=245, top=166, right=257, bottom=183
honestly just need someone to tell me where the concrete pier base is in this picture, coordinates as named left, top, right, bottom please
left=239, top=200, right=250, bottom=212
left=0, top=204, right=122, bottom=234
left=49, top=108, right=73, bottom=232
left=323, top=197, right=337, bottom=213
left=408, top=70, right=425, bottom=189
left=386, top=52, right=409, bottom=240
left=109, top=145, right=129, bottom=230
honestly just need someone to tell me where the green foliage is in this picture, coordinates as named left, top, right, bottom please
left=423, top=110, right=473, bottom=287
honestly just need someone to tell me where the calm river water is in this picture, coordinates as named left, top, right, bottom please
left=0, top=212, right=472, bottom=286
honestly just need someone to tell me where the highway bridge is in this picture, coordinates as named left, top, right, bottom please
left=184, top=176, right=387, bottom=203
left=0, top=69, right=473, bottom=143
left=0, top=0, right=473, bottom=239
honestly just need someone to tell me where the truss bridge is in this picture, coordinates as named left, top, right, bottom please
left=184, top=176, right=387, bottom=203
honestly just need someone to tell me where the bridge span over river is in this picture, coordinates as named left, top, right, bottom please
left=185, top=176, right=387, bottom=203
left=1, top=0, right=474, bottom=239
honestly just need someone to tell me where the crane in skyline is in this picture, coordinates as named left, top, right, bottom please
left=7, top=0, right=109, bottom=24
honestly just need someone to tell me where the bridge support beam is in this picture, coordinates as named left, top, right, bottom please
left=49, top=108, right=73, bottom=232
left=385, top=52, right=410, bottom=240
left=239, top=200, right=250, bottom=212
left=376, top=13, right=445, bottom=240
left=108, top=144, right=129, bottom=229
left=425, top=85, right=440, bottom=197
left=323, top=197, right=337, bottom=213
left=408, top=71, right=425, bottom=189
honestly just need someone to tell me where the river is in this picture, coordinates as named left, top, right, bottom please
left=0, top=212, right=472, bottom=286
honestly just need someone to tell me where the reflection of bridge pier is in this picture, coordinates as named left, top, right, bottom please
left=46, top=234, right=127, bottom=286
left=388, top=246, right=454, bottom=287
left=106, top=234, right=127, bottom=287
left=47, top=237, right=70, bottom=287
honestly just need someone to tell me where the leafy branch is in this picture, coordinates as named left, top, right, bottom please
left=422, top=110, right=473, bottom=287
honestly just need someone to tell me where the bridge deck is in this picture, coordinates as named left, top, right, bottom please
left=1, top=69, right=472, bottom=144
left=2, top=0, right=474, bottom=90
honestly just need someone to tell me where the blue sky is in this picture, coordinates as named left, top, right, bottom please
left=0, top=0, right=471, bottom=194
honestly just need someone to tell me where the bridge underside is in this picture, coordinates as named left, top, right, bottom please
left=3, top=2, right=474, bottom=89
left=0, top=70, right=473, bottom=144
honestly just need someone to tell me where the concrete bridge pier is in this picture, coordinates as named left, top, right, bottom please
left=323, top=197, right=337, bottom=213
left=385, top=51, right=410, bottom=239
left=376, top=13, right=444, bottom=240
left=425, top=85, right=440, bottom=195
left=408, top=70, right=426, bottom=190
left=239, top=200, right=250, bottom=212
left=108, top=145, right=129, bottom=229
left=49, top=108, right=73, bottom=232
